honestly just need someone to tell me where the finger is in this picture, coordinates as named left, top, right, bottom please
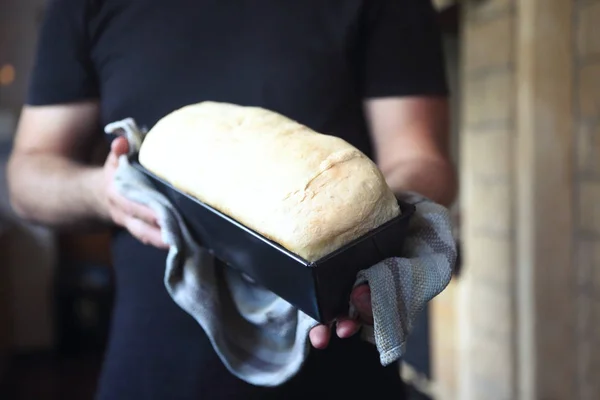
left=309, top=325, right=330, bottom=349
left=351, top=284, right=374, bottom=325
left=336, top=318, right=361, bottom=338
left=106, top=137, right=129, bottom=167
left=111, top=136, right=130, bottom=157
left=125, top=217, right=168, bottom=248
left=110, top=193, right=160, bottom=227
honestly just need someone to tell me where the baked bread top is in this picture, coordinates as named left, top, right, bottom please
left=138, top=101, right=400, bottom=261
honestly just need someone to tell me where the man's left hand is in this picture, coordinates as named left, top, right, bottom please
left=309, top=284, right=373, bottom=349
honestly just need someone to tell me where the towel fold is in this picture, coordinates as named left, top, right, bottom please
left=105, top=118, right=456, bottom=387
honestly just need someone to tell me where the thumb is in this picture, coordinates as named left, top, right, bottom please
left=106, top=136, right=130, bottom=167
left=351, top=285, right=373, bottom=325
left=111, top=136, right=130, bottom=157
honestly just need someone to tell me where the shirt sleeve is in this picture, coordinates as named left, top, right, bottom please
left=26, top=0, right=99, bottom=105
left=360, top=0, right=449, bottom=99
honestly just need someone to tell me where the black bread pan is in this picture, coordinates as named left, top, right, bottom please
left=130, top=154, right=415, bottom=323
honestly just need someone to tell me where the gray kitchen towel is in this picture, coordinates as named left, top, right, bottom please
left=105, top=118, right=456, bottom=387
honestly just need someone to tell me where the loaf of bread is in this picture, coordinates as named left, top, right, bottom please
left=138, top=102, right=400, bottom=261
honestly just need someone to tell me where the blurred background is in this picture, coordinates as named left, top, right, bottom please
left=0, top=0, right=598, bottom=399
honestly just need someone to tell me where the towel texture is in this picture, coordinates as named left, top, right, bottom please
left=105, top=118, right=456, bottom=387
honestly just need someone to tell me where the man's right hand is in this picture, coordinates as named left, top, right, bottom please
left=97, top=136, right=168, bottom=249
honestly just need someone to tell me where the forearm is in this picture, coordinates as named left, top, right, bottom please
left=7, top=153, right=108, bottom=229
left=383, top=157, right=458, bottom=207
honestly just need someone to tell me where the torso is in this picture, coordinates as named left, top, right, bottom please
left=91, top=0, right=373, bottom=156
left=87, top=1, right=406, bottom=398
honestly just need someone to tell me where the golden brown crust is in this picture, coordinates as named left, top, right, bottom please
left=139, top=101, right=400, bottom=261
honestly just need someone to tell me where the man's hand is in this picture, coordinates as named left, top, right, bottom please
left=309, top=284, right=373, bottom=349
left=96, top=136, right=168, bottom=249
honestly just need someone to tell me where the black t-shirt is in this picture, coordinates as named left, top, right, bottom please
left=28, top=0, right=447, bottom=398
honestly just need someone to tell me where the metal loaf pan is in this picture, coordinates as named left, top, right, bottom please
left=130, top=155, right=415, bottom=323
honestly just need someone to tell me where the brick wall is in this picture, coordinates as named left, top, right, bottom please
left=455, top=0, right=600, bottom=399
left=574, top=0, right=600, bottom=399
left=459, top=0, right=516, bottom=399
